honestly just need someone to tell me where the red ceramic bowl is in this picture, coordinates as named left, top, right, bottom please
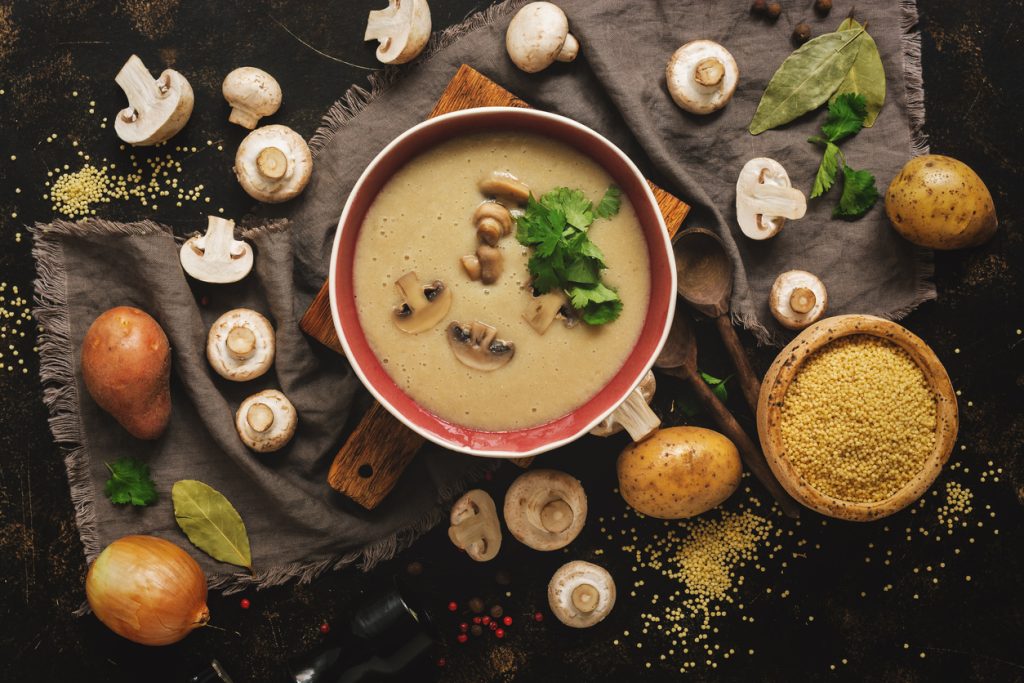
left=329, top=107, right=676, bottom=458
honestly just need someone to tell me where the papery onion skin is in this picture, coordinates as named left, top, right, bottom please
left=86, top=535, right=210, bottom=646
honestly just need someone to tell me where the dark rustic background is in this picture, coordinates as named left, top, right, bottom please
left=1, top=1, right=1021, bottom=681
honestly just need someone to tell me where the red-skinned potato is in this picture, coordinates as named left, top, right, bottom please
left=81, top=306, right=171, bottom=439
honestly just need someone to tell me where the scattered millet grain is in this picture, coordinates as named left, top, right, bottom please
left=779, top=335, right=937, bottom=502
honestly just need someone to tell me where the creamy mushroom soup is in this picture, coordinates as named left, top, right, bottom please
left=353, top=131, right=651, bottom=431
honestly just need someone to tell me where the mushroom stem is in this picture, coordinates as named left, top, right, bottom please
left=540, top=499, right=573, bottom=533
left=246, top=402, right=275, bottom=433
left=571, top=583, right=599, bottom=613
left=226, top=326, right=257, bottom=360
left=790, top=287, right=816, bottom=314
left=606, top=386, right=661, bottom=442
left=256, top=146, right=289, bottom=180
left=115, top=55, right=161, bottom=121
left=556, top=33, right=579, bottom=62
left=694, top=57, right=725, bottom=87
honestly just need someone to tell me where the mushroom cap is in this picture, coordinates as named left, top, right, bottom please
left=666, top=40, right=739, bottom=115
left=505, top=2, right=575, bottom=73
left=590, top=370, right=656, bottom=437
left=447, top=489, right=502, bottom=562
left=207, top=308, right=275, bottom=381
left=503, top=469, right=586, bottom=551
left=364, top=0, right=432, bottom=65
left=548, top=561, right=616, bottom=628
left=179, top=216, right=253, bottom=284
left=222, top=67, right=282, bottom=130
left=447, top=320, right=515, bottom=371
left=114, top=55, right=194, bottom=146
left=234, top=124, right=313, bottom=203
left=735, top=157, right=807, bottom=240
left=478, top=171, right=531, bottom=205
left=393, top=272, right=452, bottom=334
left=235, top=389, right=297, bottom=452
left=769, top=270, right=828, bottom=330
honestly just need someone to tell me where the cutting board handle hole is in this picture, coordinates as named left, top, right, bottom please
left=358, top=464, right=374, bottom=478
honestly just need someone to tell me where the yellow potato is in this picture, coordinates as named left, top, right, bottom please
left=885, top=155, right=997, bottom=249
left=616, top=426, right=741, bottom=519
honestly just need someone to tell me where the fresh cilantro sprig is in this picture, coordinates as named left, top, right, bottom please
left=516, top=185, right=623, bottom=325
left=104, top=457, right=157, bottom=506
left=677, top=372, right=733, bottom=417
left=808, top=93, right=880, bottom=219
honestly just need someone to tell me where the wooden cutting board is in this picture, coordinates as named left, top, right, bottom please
left=301, top=64, right=691, bottom=509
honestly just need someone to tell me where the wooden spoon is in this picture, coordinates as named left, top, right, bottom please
left=656, top=311, right=801, bottom=518
left=673, top=227, right=762, bottom=414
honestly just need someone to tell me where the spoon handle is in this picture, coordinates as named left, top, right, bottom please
left=682, top=366, right=801, bottom=519
left=714, top=315, right=762, bottom=414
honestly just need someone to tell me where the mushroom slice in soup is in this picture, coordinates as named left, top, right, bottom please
left=447, top=320, right=515, bottom=371
left=392, top=272, right=452, bottom=334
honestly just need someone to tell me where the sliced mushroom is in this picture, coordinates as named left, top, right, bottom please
left=460, top=254, right=482, bottom=281
left=590, top=371, right=657, bottom=437
left=666, top=40, right=739, bottom=115
left=207, top=309, right=275, bottom=381
left=548, top=561, right=616, bottom=628
left=478, top=171, right=530, bottom=206
left=222, top=67, right=282, bottom=130
left=506, top=2, right=579, bottom=73
left=476, top=245, right=503, bottom=285
left=523, top=291, right=576, bottom=334
left=393, top=272, right=452, bottom=334
left=503, top=469, right=586, bottom=551
left=769, top=270, right=828, bottom=330
left=114, top=55, right=194, bottom=146
left=447, top=321, right=515, bottom=371
left=735, top=157, right=807, bottom=240
left=179, top=216, right=253, bottom=284
left=364, top=0, right=432, bottom=65
left=235, top=389, right=297, bottom=452
left=234, top=124, right=312, bottom=203
left=473, top=201, right=514, bottom=246
left=447, top=489, right=502, bottom=562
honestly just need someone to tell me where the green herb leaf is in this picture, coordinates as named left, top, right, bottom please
left=172, top=480, right=252, bottom=570
left=834, top=165, right=880, bottom=218
left=699, top=372, right=733, bottom=403
left=594, top=185, right=622, bottom=219
left=104, top=457, right=157, bottom=506
left=749, top=27, right=865, bottom=135
left=811, top=141, right=843, bottom=198
left=832, top=18, right=886, bottom=127
left=822, top=93, right=867, bottom=142
left=569, top=282, right=622, bottom=325
left=541, top=187, right=594, bottom=229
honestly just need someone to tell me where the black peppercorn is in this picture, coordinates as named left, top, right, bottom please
left=489, top=604, right=504, bottom=619
left=766, top=1, right=782, bottom=19
left=814, top=0, right=832, bottom=16
left=750, top=0, right=768, bottom=14
left=792, top=22, right=812, bottom=45
left=468, top=597, right=485, bottom=613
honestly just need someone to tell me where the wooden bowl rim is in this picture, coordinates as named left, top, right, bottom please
left=756, top=314, right=959, bottom=521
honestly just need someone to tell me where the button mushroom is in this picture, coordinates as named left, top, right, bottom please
left=523, top=291, right=576, bottom=334
left=234, top=124, right=312, bottom=203
left=447, top=321, right=515, bottom=371
left=548, top=561, right=615, bottom=628
left=473, top=201, right=514, bottom=246
left=222, top=67, right=282, bottom=130
left=590, top=370, right=657, bottom=437
left=503, top=469, right=586, bottom=551
left=207, top=309, right=275, bottom=382
left=478, top=171, right=530, bottom=206
left=393, top=272, right=452, bottom=334
left=769, top=270, right=828, bottom=330
left=235, top=389, right=297, bottom=452
left=364, top=0, right=432, bottom=65
left=735, top=157, right=807, bottom=240
left=179, top=216, right=253, bottom=284
left=447, top=489, right=502, bottom=562
left=506, top=2, right=579, bottom=73
left=666, top=40, right=739, bottom=115
left=114, top=55, right=194, bottom=146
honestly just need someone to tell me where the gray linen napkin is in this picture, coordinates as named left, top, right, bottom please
left=34, top=0, right=932, bottom=592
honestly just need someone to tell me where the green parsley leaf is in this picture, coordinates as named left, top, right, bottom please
left=822, top=93, right=867, bottom=143
left=541, top=187, right=593, bottom=229
left=811, top=141, right=843, bottom=198
left=594, top=185, right=622, bottom=219
left=569, top=283, right=622, bottom=325
left=833, top=164, right=880, bottom=218
left=699, top=372, right=733, bottom=403
left=104, top=457, right=157, bottom=506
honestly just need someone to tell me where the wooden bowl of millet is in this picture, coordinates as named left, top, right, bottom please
left=756, top=315, right=958, bottom=521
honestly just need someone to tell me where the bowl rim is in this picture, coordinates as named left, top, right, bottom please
left=756, top=314, right=959, bottom=521
left=328, top=107, right=677, bottom=458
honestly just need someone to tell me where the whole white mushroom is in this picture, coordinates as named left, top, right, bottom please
left=222, top=67, right=282, bottom=130
left=506, top=2, right=579, bottom=73
left=666, top=40, right=739, bottom=115
left=234, top=124, right=312, bottom=203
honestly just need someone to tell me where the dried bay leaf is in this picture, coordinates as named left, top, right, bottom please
left=172, top=479, right=252, bottom=569
left=749, top=27, right=865, bottom=135
left=831, top=18, right=886, bottom=127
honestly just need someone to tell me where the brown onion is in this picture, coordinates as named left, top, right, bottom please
left=86, top=535, right=210, bottom=646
